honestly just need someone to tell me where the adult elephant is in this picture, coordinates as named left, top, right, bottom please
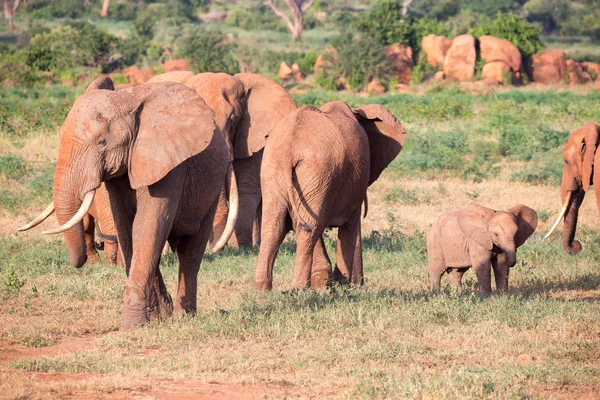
left=546, top=123, right=600, bottom=254
left=254, top=101, right=406, bottom=290
left=147, top=72, right=297, bottom=250
left=18, top=77, right=237, bottom=330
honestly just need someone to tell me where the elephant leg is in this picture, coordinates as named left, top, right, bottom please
left=426, top=230, right=445, bottom=291
left=252, top=202, right=262, bottom=247
left=311, top=236, right=332, bottom=289
left=105, top=178, right=135, bottom=275
left=104, top=240, right=119, bottom=266
left=230, top=153, right=262, bottom=248
left=447, top=268, right=467, bottom=290
left=174, top=202, right=216, bottom=316
left=472, top=258, right=493, bottom=296
left=334, top=211, right=362, bottom=285
left=292, top=224, right=321, bottom=289
left=148, top=266, right=173, bottom=321
left=83, top=213, right=100, bottom=264
left=254, top=199, right=290, bottom=290
left=211, top=187, right=229, bottom=245
left=492, top=254, right=510, bottom=292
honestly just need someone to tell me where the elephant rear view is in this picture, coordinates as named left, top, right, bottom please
left=254, top=100, right=406, bottom=290
left=427, top=204, right=537, bottom=294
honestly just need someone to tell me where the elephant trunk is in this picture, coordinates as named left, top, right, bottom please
left=504, top=247, right=517, bottom=269
left=54, top=188, right=88, bottom=268
left=562, top=189, right=585, bottom=255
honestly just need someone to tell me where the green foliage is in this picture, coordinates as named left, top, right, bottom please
left=328, top=32, right=391, bottom=90
left=524, top=0, right=569, bottom=33
left=0, top=52, right=45, bottom=88
left=23, top=0, right=91, bottom=19
left=0, top=154, right=28, bottom=180
left=470, top=12, right=545, bottom=60
left=384, top=187, right=431, bottom=205
left=225, top=6, right=287, bottom=32
left=235, top=46, right=304, bottom=75
left=295, top=50, right=318, bottom=75
left=3, top=265, right=26, bottom=291
left=463, top=0, right=519, bottom=18
left=176, top=28, right=238, bottom=74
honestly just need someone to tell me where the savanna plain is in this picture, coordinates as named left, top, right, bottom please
left=2, top=85, right=600, bottom=399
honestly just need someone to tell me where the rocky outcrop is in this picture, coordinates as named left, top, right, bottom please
left=582, top=62, right=600, bottom=80
left=479, top=36, right=521, bottom=73
left=481, top=61, right=512, bottom=83
left=367, top=79, right=386, bottom=95
left=385, top=43, right=413, bottom=84
left=278, top=62, right=293, bottom=80
left=122, top=66, right=155, bottom=85
left=422, top=34, right=452, bottom=69
left=314, top=46, right=338, bottom=75
left=291, top=63, right=305, bottom=82
left=532, top=50, right=567, bottom=83
left=443, top=34, right=476, bottom=81
left=566, top=59, right=592, bottom=85
left=164, top=59, right=191, bottom=73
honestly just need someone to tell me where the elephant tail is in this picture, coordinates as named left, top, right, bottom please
left=212, top=163, right=239, bottom=253
left=95, top=221, right=118, bottom=242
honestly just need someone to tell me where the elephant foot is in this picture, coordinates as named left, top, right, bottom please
left=121, top=285, right=151, bottom=331
left=86, top=251, right=101, bottom=264
left=332, top=266, right=349, bottom=285
left=311, top=269, right=331, bottom=289
left=254, top=279, right=272, bottom=291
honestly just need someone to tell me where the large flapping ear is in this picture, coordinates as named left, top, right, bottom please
left=233, top=73, right=297, bottom=159
left=128, top=82, right=220, bottom=189
left=506, top=204, right=538, bottom=248
left=352, top=104, right=407, bottom=185
left=86, top=76, right=114, bottom=92
left=457, top=204, right=494, bottom=251
left=580, top=122, right=600, bottom=192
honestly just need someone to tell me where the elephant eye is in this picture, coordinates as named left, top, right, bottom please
left=96, top=138, right=107, bottom=148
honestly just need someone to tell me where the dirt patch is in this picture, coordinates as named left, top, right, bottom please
left=531, top=384, right=600, bottom=399
left=550, top=289, right=600, bottom=301
left=0, top=335, right=97, bottom=363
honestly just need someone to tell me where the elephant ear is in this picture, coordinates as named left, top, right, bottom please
left=352, top=104, right=407, bottom=186
left=234, top=73, right=297, bottom=159
left=128, top=82, right=219, bottom=189
left=580, top=122, right=600, bottom=192
left=457, top=204, right=494, bottom=251
left=506, top=204, right=538, bottom=248
left=86, top=76, right=114, bottom=92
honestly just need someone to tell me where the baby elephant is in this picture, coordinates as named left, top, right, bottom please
left=427, top=204, right=537, bottom=294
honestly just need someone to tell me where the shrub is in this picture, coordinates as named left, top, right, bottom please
left=470, top=12, right=545, bottom=60
left=23, top=0, right=90, bottom=19
left=235, top=46, right=304, bottom=75
left=0, top=154, right=28, bottom=180
left=295, top=50, right=318, bottom=75
left=0, top=52, right=44, bottom=88
left=225, top=6, right=287, bottom=32
left=176, top=27, right=238, bottom=74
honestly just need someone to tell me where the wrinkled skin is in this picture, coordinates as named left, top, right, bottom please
left=254, top=101, right=406, bottom=290
left=148, top=72, right=297, bottom=248
left=47, top=77, right=229, bottom=330
left=554, top=123, right=600, bottom=255
left=427, top=204, right=537, bottom=294
left=85, top=183, right=121, bottom=266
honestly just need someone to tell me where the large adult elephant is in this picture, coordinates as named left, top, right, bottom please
left=18, top=77, right=237, bottom=330
left=254, top=101, right=406, bottom=290
left=147, top=71, right=297, bottom=250
left=546, top=123, right=600, bottom=254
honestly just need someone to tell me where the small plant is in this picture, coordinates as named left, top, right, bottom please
left=0, top=154, right=28, bottom=180
left=3, top=265, right=26, bottom=290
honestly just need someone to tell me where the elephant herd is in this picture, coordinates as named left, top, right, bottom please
left=17, top=72, right=599, bottom=330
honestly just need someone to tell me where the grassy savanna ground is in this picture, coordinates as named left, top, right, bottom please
left=2, top=84, right=600, bottom=398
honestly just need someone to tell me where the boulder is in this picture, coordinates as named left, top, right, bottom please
left=122, top=66, right=155, bottom=85
left=314, top=46, right=338, bottom=75
left=394, top=83, right=411, bottom=93
left=433, top=71, right=445, bottom=81
left=367, top=79, right=386, bottom=95
left=278, top=62, right=293, bottom=80
left=385, top=43, right=413, bottom=84
left=481, top=61, right=512, bottom=83
left=164, top=59, right=191, bottom=73
left=532, top=50, right=566, bottom=83
left=582, top=62, right=600, bottom=80
left=291, top=63, right=305, bottom=82
left=443, top=34, right=476, bottom=81
left=566, top=59, right=591, bottom=85
left=479, top=35, right=521, bottom=73
left=422, top=34, right=452, bottom=69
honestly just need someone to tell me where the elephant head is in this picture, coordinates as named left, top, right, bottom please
left=458, top=204, right=538, bottom=267
left=546, top=123, right=600, bottom=254
left=19, top=77, right=234, bottom=267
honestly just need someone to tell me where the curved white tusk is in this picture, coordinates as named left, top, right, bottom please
left=18, top=202, right=55, bottom=231
left=544, top=191, right=572, bottom=239
left=42, top=191, right=96, bottom=235
left=212, top=164, right=239, bottom=253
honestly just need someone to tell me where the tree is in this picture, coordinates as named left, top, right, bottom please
left=264, top=0, right=314, bottom=41
left=100, top=0, right=110, bottom=17
left=3, top=0, right=20, bottom=32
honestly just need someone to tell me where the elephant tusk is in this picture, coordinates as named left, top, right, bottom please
left=212, top=164, right=239, bottom=253
left=544, top=191, right=572, bottom=238
left=17, top=202, right=55, bottom=231
left=42, top=191, right=96, bottom=235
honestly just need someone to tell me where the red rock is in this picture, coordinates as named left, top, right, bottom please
left=422, top=34, right=452, bottom=69
left=291, top=63, right=305, bottom=82
left=443, top=34, right=476, bottom=81
left=532, top=50, right=566, bottom=83
left=479, top=35, right=522, bottom=73
left=122, top=66, right=155, bottom=85
left=481, top=61, right=512, bottom=83
left=367, top=79, right=386, bottom=95
left=277, top=62, right=293, bottom=80
left=385, top=43, right=413, bottom=84
left=582, top=62, right=600, bottom=80
left=433, top=71, right=445, bottom=81
left=314, top=46, right=338, bottom=75
left=164, top=59, right=190, bottom=73
left=567, top=59, right=591, bottom=85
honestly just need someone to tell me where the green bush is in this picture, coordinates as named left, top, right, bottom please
left=0, top=52, right=45, bottom=88
left=470, top=12, right=545, bottom=60
left=23, top=0, right=90, bottom=19
left=0, top=154, right=28, bottom=180
left=176, top=27, right=238, bottom=74
left=225, top=6, right=287, bottom=32
left=295, top=50, right=318, bottom=75
left=235, top=46, right=304, bottom=75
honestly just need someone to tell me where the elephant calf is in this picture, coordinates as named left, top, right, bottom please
left=427, top=204, right=537, bottom=294
left=254, top=100, right=406, bottom=290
